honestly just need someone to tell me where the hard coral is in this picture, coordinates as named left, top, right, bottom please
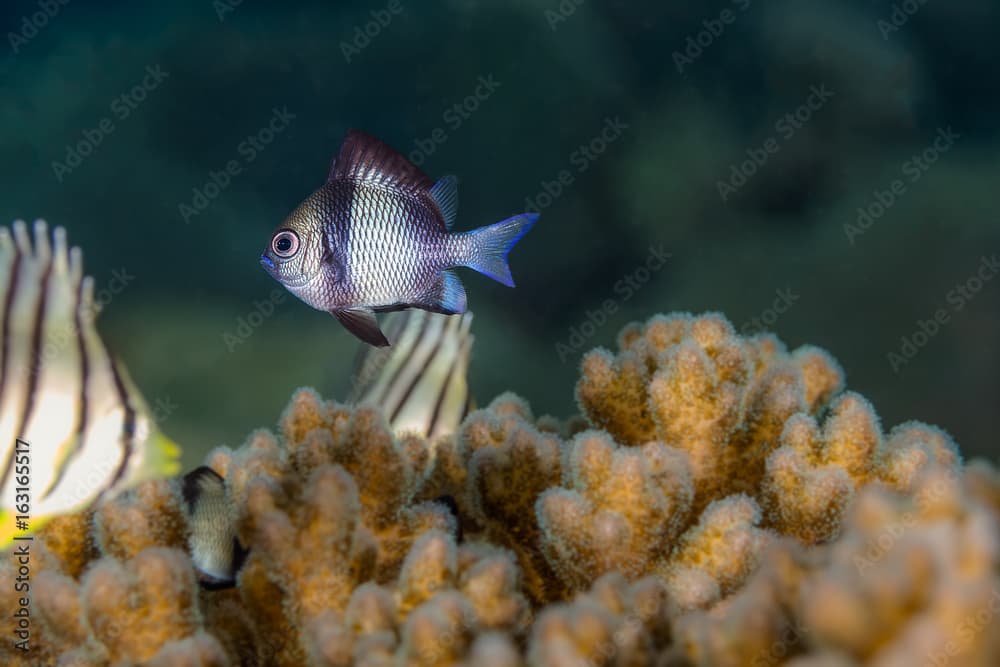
left=679, top=465, right=1000, bottom=667
left=537, top=433, right=694, bottom=589
left=298, top=530, right=528, bottom=666
left=2, top=311, right=995, bottom=666
left=528, top=572, right=676, bottom=666
left=578, top=314, right=845, bottom=514
left=36, top=547, right=203, bottom=665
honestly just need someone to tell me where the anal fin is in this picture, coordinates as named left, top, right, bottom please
left=333, top=308, right=390, bottom=347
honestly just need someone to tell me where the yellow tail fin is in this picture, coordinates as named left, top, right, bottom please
left=0, top=511, right=54, bottom=552
left=137, top=430, right=183, bottom=483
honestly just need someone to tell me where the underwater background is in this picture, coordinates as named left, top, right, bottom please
left=0, top=0, right=997, bottom=470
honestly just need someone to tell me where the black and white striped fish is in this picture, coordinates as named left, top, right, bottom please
left=260, top=129, right=538, bottom=347
left=182, top=465, right=247, bottom=589
left=0, top=220, right=181, bottom=549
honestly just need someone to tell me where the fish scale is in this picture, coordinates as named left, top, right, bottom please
left=349, top=184, right=445, bottom=305
left=261, top=129, right=538, bottom=347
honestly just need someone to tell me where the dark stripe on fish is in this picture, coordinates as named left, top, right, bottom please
left=377, top=310, right=431, bottom=407
left=348, top=309, right=410, bottom=402
left=15, top=258, right=52, bottom=439
left=42, top=276, right=89, bottom=500
left=0, top=250, right=21, bottom=494
left=426, top=323, right=467, bottom=439
left=104, top=357, right=136, bottom=493
left=326, top=177, right=354, bottom=285
left=76, top=279, right=89, bottom=436
left=1, top=255, right=51, bottom=494
left=389, top=314, right=449, bottom=424
left=0, top=251, right=21, bottom=408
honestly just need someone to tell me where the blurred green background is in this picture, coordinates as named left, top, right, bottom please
left=1, top=0, right=997, bottom=469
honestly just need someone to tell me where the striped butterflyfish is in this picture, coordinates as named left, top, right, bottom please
left=0, top=220, right=181, bottom=549
left=348, top=309, right=474, bottom=440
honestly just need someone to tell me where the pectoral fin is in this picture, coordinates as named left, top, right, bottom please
left=333, top=308, right=390, bottom=347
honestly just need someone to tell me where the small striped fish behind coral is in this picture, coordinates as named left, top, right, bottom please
left=182, top=309, right=473, bottom=587
left=0, top=220, right=181, bottom=549
left=349, top=309, right=473, bottom=441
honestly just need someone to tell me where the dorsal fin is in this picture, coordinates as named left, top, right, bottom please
left=428, top=176, right=459, bottom=229
left=327, top=129, right=434, bottom=192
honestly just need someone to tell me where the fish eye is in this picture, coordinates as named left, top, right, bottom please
left=272, top=230, right=299, bottom=258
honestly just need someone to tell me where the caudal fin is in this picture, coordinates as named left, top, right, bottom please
left=462, top=213, right=538, bottom=287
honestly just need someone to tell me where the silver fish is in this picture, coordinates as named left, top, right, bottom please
left=0, top=220, right=181, bottom=549
left=260, top=129, right=538, bottom=346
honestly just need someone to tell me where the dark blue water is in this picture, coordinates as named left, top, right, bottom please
left=1, top=0, right=997, bottom=466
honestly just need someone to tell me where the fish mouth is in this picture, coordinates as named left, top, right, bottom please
left=259, top=254, right=275, bottom=271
